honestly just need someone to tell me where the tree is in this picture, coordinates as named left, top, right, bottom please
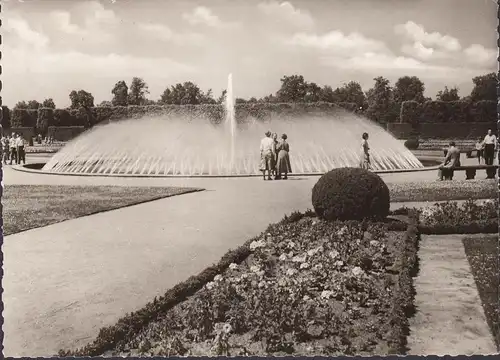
left=319, top=85, right=336, bottom=102
left=128, top=77, right=150, bottom=106
left=69, top=90, right=94, bottom=109
left=304, top=82, right=322, bottom=102
left=111, top=80, right=129, bottom=106
left=159, top=82, right=207, bottom=105
left=365, top=76, right=395, bottom=124
left=435, top=86, right=459, bottom=101
left=470, top=72, right=497, bottom=102
left=13, top=101, right=29, bottom=110
left=42, top=98, right=56, bottom=108
left=276, top=75, right=308, bottom=102
left=27, top=100, right=41, bottom=109
left=217, top=89, right=227, bottom=104
left=393, top=76, right=426, bottom=103
left=333, top=81, right=366, bottom=108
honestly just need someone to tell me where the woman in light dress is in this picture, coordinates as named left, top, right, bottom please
left=276, top=133, right=292, bottom=180
left=360, top=132, right=371, bottom=170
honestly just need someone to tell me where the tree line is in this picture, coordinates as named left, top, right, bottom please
left=11, top=72, right=497, bottom=125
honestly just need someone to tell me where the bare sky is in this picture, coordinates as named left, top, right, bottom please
left=2, top=0, right=497, bottom=107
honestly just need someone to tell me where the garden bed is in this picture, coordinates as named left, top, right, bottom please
left=61, top=211, right=419, bottom=357
left=463, top=235, right=499, bottom=350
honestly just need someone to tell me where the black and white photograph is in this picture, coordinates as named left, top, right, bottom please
left=0, top=0, right=498, bottom=357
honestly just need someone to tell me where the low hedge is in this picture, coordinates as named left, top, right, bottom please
left=419, top=219, right=497, bottom=234
left=59, top=210, right=419, bottom=356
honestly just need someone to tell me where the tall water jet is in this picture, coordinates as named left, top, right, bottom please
left=226, top=73, right=236, bottom=170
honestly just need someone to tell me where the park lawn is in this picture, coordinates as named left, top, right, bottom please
left=388, top=179, right=496, bottom=202
left=2, top=185, right=203, bottom=236
left=462, top=235, right=499, bottom=350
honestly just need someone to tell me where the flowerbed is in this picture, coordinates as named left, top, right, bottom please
left=61, top=211, right=419, bottom=357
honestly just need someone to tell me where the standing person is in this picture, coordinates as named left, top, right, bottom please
left=2, top=135, right=10, bottom=165
left=437, top=141, right=461, bottom=180
left=483, top=129, right=497, bottom=165
left=271, top=132, right=279, bottom=179
left=9, top=133, right=18, bottom=165
left=360, top=132, right=371, bottom=170
left=259, top=131, right=276, bottom=180
left=16, top=134, right=26, bottom=165
left=276, top=134, right=292, bottom=180
left=475, top=137, right=484, bottom=164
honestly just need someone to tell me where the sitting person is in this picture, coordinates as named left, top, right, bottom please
left=437, top=141, right=460, bottom=181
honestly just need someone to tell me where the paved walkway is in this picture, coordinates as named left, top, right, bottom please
left=0, top=155, right=488, bottom=356
left=407, top=234, right=497, bottom=355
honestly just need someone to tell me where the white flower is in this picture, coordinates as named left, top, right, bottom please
left=312, top=221, right=317, bottom=226
left=250, top=240, right=266, bottom=250
left=288, top=241, right=296, bottom=248
left=286, top=268, right=297, bottom=276
left=303, top=295, right=311, bottom=301
left=256, top=270, right=265, bottom=277
left=307, top=246, right=322, bottom=257
left=369, top=240, right=379, bottom=247
left=313, top=264, right=323, bottom=271
left=206, top=281, right=215, bottom=290
left=292, top=254, right=307, bottom=263
left=258, top=280, right=266, bottom=288
left=335, top=260, right=344, bottom=267
left=336, top=226, right=348, bottom=236
left=229, top=263, right=238, bottom=270
left=352, top=266, right=364, bottom=277
left=214, top=274, right=223, bottom=282
left=329, top=250, right=339, bottom=259
left=279, top=254, right=287, bottom=261
left=250, top=265, right=261, bottom=273
left=300, top=262, right=310, bottom=269
left=223, top=323, right=232, bottom=334
left=278, top=278, right=287, bottom=287
left=321, top=290, right=334, bottom=299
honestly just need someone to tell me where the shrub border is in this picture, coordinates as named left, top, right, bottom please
left=59, top=210, right=419, bottom=356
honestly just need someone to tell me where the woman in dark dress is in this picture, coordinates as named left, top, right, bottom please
left=276, top=133, right=292, bottom=180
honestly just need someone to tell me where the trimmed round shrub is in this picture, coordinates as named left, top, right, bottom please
left=312, top=167, right=390, bottom=221
left=404, top=138, right=419, bottom=150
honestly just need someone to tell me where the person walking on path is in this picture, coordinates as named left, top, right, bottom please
left=276, top=133, right=292, bottom=180
left=359, top=132, right=371, bottom=170
left=483, top=129, right=497, bottom=165
left=259, top=131, right=276, bottom=180
left=475, top=137, right=484, bottom=164
left=16, top=134, right=26, bottom=165
left=437, top=141, right=461, bottom=180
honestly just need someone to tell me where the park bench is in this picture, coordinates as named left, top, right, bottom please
left=441, top=164, right=498, bottom=180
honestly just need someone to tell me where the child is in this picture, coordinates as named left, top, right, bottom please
left=475, top=137, right=484, bottom=164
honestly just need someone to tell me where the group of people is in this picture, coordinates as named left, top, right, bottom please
left=438, top=129, right=498, bottom=180
left=259, top=131, right=292, bottom=180
left=474, top=129, right=497, bottom=165
left=259, top=131, right=372, bottom=180
left=1, top=133, right=27, bottom=165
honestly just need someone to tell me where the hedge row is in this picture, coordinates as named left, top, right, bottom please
left=3, top=102, right=361, bottom=134
left=58, top=210, right=419, bottom=356
left=387, top=122, right=497, bottom=139
left=400, top=100, right=496, bottom=124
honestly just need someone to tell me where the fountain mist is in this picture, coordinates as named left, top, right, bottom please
left=42, top=76, right=423, bottom=176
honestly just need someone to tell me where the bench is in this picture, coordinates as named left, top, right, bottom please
left=441, top=165, right=498, bottom=180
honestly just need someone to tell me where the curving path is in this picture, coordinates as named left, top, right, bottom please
left=0, top=154, right=484, bottom=356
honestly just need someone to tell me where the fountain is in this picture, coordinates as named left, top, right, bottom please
left=41, top=75, right=424, bottom=177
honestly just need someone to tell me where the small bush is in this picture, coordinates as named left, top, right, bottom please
left=312, top=167, right=390, bottom=221
left=404, top=138, right=419, bottom=150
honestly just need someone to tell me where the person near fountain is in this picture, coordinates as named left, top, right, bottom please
left=16, top=134, right=26, bottom=165
left=9, top=133, right=18, bottom=165
left=271, top=132, right=279, bottom=178
left=482, top=129, right=497, bottom=165
left=276, top=133, right=292, bottom=180
left=360, top=132, right=371, bottom=170
left=260, top=131, right=276, bottom=180
left=2, top=135, right=10, bottom=165
left=437, top=141, right=461, bottom=181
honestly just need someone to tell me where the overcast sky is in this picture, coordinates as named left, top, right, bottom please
left=2, top=0, right=497, bottom=107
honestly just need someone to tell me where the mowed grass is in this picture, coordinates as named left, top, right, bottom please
left=2, top=185, right=203, bottom=236
left=463, top=235, right=499, bottom=350
left=388, top=179, right=496, bottom=202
